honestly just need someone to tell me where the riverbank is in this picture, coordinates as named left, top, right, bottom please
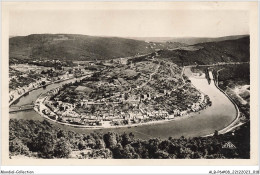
left=9, top=74, right=89, bottom=107
left=202, top=75, right=241, bottom=137
left=34, top=98, right=208, bottom=129
left=9, top=82, right=52, bottom=106
left=11, top=65, right=238, bottom=139
left=183, top=65, right=241, bottom=137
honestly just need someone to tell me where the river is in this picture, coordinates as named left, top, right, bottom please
left=10, top=68, right=237, bottom=140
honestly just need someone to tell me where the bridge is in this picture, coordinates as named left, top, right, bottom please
left=9, top=104, right=34, bottom=113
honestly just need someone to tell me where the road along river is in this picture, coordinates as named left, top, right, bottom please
left=10, top=68, right=237, bottom=140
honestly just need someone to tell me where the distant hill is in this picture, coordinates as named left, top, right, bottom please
left=129, top=35, right=248, bottom=45
left=153, top=36, right=250, bottom=65
left=9, top=34, right=186, bottom=61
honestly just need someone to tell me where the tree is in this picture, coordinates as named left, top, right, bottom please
left=121, top=133, right=131, bottom=147
left=129, top=132, right=135, bottom=140
left=121, top=144, right=139, bottom=159
left=159, top=140, right=170, bottom=151
left=154, top=150, right=170, bottom=159
left=133, top=141, right=149, bottom=158
left=78, top=141, right=86, bottom=150
left=90, top=105, right=96, bottom=114
left=147, top=138, right=160, bottom=158
left=95, top=139, right=105, bottom=149
left=57, top=129, right=67, bottom=139
left=54, top=138, right=72, bottom=158
left=214, top=130, right=219, bottom=136
left=103, top=132, right=118, bottom=149
left=41, top=81, right=46, bottom=86
left=9, top=138, right=30, bottom=156
left=88, top=148, right=112, bottom=159
left=32, top=131, right=56, bottom=158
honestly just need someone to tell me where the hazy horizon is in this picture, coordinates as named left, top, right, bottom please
left=10, top=10, right=249, bottom=38
left=9, top=33, right=249, bottom=38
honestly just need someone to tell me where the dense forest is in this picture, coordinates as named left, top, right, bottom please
left=156, top=37, right=249, bottom=66
left=9, top=119, right=250, bottom=159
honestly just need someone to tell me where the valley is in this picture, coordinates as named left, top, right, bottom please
left=8, top=34, right=250, bottom=159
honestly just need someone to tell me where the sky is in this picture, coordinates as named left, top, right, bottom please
left=9, top=10, right=249, bottom=38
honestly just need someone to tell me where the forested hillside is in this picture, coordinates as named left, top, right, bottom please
left=129, top=35, right=248, bottom=45
left=9, top=119, right=250, bottom=159
left=155, top=36, right=249, bottom=65
left=9, top=34, right=185, bottom=61
left=10, top=34, right=249, bottom=64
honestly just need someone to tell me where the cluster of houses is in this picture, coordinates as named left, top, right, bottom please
left=111, top=57, right=128, bottom=65
left=33, top=62, right=211, bottom=127
left=9, top=67, right=86, bottom=105
left=46, top=73, right=74, bottom=82
left=40, top=89, right=175, bottom=126
left=9, top=74, right=29, bottom=82
left=46, top=67, right=88, bottom=82
left=39, top=86, right=173, bottom=126
left=37, top=85, right=211, bottom=127
left=9, top=77, right=48, bottom=104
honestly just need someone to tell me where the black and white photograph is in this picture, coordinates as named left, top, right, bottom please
left=1, top=1, right=259, bottom=168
